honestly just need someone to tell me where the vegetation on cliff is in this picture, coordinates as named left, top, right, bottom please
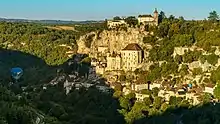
left=0, top=10, right=220, bottom=124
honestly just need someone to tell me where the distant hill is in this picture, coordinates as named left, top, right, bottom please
left=0, top=17, right=104, bottom=24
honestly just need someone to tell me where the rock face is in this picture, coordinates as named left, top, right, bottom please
left=77, top=28, right=150, bottom=55
left=77, top=32, right=96, bottom=54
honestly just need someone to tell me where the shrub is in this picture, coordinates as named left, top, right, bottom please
left=192, top=68, right=203, bottom=76
left=206, top=54, right=219, bottom=65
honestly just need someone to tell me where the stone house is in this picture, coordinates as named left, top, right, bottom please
left=107, top=20, right=127, bottom=29
left=98, top=46, right=109, bottom=55
left=138, top=8, right=158, bottom=26
left=192, top=93, right=201, bottom=105
left=96, top=65, right=106, bottom=75
left=123, top=87, right=131, bottom=95
left=185, top=92, right=196, bottom=100
left=135, top=93, right=149, bottom=101
left=106, top=53, right=122, bottom=71
left=106, top=43, right=143, bottom=72
left=188, top=61, right=213, bottom=72
left=91, top=58, right=98, bottom=67
left=149, top=83, right=161, bottom=90
left=159, top=90, right=176, bottom=102
left=158, top=90, right=166, bottom=99
left=173, top=47, right=189, bottom=57
left=204, top=83, right=216, bottom=95
left=131, top=83, right=149, bottom=91
left=184, top=91, right=201, bottom=105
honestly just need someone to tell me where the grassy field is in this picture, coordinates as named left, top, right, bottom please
left=46, top=26, right=76, bottom=31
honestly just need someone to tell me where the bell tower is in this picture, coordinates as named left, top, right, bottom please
left=154, top=8, right=159, bottom=26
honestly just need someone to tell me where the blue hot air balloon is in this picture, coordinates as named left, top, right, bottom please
left=11, top=67, right=23, bottom=81
left=188, top=83, right=192, bottom=88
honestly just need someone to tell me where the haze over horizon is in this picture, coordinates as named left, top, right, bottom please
left=0, top=0, right=219, bottom=21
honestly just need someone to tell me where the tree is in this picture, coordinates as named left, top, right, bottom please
left=125, top=102, right=148, bottom=124
left=158, top=11, right=166, bottom=23
left=214, top=82, right=220, bottom=100
left=192, top=67, right=203, bottom=76
left=208, top=11, right=219, bottom=22
left=179, top=16, right=185, bottom=22
left=180, top=100, right=190, bottom=108
left=81, top=57, right=91, bottom=66
left=126, top=93, right=136, bottom=100
left=169, top=96, right=183, bottom=106
left=119, top=97, right=131, bottom=110
left=113, top=16, right=122, bottom=20
left=206, top=54, right=219, bottom=65
left=119, top=75, right=126, bottom=81
left=211, top=67, right=220, bottom=83
left=152, top=87, right=160, bottom=96
left=174, top=55, right=183, bottom=64
left=173, top=34, right=194, bottom=47
left=143, top=35, right=157, bottom=44
left=143, top=97, right=153, bottom=106
left=155, top=22, right=169, bottom=37
left=140, top=89, right=151, bottom=95
left=160, top=103, right=169, bottom=112
left=153, top=97, right=163, bottom=109
left=125, top=16, right=138, bottom=27
left=114, top=83, right=123, bottom=91
left=113, top=91, right=122, bottom=98
left=201, top=93, right=212, bottom=104
left=168, top=15, right=175, bottom=21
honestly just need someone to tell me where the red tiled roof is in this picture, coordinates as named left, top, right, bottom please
left=205, top=83, right=216, bottom=88
left=122, top=43, right=143, bottom=51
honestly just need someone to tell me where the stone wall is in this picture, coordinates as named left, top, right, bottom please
left=77, top=28, right=150, bottom=56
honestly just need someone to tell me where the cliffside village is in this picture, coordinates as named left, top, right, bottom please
left=87, top=9, right=219, bottom=105
left=47, top=9, right=219, bottom=106
left=90, top=43, right=219, bottom=105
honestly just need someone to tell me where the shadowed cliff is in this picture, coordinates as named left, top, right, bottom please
left=2, top=48, right=220, bottom=124
left=0, top=48, right=125, bottom=124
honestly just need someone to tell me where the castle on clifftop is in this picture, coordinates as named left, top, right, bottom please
left=138, top=8, right=158, bottom=26
left=107, top=8, right=159, bottom=28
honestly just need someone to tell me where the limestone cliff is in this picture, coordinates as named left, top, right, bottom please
left=77, top=28, right=151, bottom=55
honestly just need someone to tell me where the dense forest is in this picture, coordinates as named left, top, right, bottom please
left=1, top=10, right=220, bottom=124
left=0, top=22, right=106, bottom=65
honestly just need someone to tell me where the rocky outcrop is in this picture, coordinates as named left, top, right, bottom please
left=77, top=28, right=150, bottom=55
left=77, top=32, right=96, bottom=54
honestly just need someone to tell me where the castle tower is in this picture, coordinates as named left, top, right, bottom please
left=153, top=8, right=159, bottom=26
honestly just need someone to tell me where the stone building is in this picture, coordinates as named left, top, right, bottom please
left=204, top=83, right=216, bottom=95
left=121, top=43, right=143, bottom=71
left=95, top=62, right=107, bottom=75
left=98, top=46, right=108, bottom=54
left=131, top=83, right=149, bottom=91
left=107, top=20, right=127, bottom=29
left=106, top=52, right=122, bottom=71
left=135, top=93, right=149, bottom=101
left=138, top=8, right=159, bottom=26
left=106, top=43, right=143, bottom=72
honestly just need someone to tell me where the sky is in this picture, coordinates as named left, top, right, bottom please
left=0, top=0, right=219, bottom=21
